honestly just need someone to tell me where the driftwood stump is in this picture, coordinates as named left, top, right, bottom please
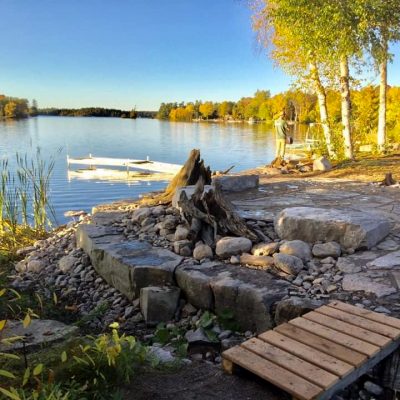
left=177, top=175, right=258, bottom=246
left=141, top=149, right=211, bottom=205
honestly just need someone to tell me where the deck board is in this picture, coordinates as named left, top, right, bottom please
left=303, top=310, right=392, bottom=346
left=259, top=330, right=354, bottom=377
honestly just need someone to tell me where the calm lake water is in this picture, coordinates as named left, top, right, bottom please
left=0, top=116, right=302, bottom=224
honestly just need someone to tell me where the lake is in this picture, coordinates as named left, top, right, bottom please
left=0, top=116, right=301, bottom=224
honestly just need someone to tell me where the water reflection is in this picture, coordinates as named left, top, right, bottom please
left=0, top=117, right=304, bottom=223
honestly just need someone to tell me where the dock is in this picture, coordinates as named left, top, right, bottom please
left=67, top=154, right=182, bottom=175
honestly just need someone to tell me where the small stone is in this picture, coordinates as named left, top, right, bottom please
left=215, top=237, right=252, bottom=258
left=251, top=242, right=279, bottom=256
left=26, top=259, right=47, bottom=273
left=320, top=256, right=336, bottom=264
left=58, top=255, right=78, bottom=273
left=239, top=253, right=274, bottom=268
left=303, top=282, right=312, bottom=290
left=193, top=244, right=213, bottom=260
left=132, top=207, right=151, bottom=223
left=363, top=381, right=383, bottom=396
left=273, top=253, right=304, bottom=275
left=185, top=327, right=216, bottom=344
left=326, top=284, right=337, bottom=293
left=336, top=258, right=361, bottom=273
left=218, top=330, right=232, bottom=340
left=182, top=303, right=197, bottom=317
left=279, top=240, right=311, bottom=261
left=313, top=156, right=332, bottom=171
left=175, top=225, right=190, bottom=241
left=312, top=242, right=341, bottom=258
left=374, top=306, right=391, bottom=314
left=230, top=255, right=240, bottom=264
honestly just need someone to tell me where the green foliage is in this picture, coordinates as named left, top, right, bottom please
left=0, top=95, right=29, bottom=119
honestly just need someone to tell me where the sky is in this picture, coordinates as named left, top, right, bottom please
left=1, top=0, right=400, bottom=111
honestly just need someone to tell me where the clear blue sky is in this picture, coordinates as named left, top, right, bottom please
left=1, top=0, right=399, bottom=111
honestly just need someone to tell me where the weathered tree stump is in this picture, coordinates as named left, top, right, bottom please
left=141, top=149, right=211, bottom=205
left=177, top=175, right=258, bottom=246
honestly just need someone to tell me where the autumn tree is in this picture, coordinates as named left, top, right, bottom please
left=199, top=101, right=214, bottom=120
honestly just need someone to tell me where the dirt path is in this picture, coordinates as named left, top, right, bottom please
left=122, top=361, right=287, bottom=400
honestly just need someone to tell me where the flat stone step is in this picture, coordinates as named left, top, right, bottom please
left=76, top=224, right=290, bottom=332
left=76, top=224, right=182, bottom=300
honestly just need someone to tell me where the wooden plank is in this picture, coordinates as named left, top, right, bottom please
left=259, top=330, right=354, bottom=377
left=289, top=318, right=380, bottom=357
left=329, top=301, right=400, bottom=330
left=319, top=305, right=400, bottom=340
left=242, top=337, right=339, bottom=388
left=303, top=310, right=392, bottom=347
left=222, top=345, right=323, bottom=400
left=275, top=323, right=366, bottom=366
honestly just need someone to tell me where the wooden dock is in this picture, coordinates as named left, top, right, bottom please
left=67, top=154, right=182, bottom=174
left=222, top=301, right=400, bottom=400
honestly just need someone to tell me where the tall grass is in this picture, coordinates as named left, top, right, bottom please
left=0, top=148, right=59, bottom=254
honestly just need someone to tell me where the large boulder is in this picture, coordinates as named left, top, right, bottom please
left=212, top=174, right=259, bottom=192
left=279, top=240, right=311, bottom=261
left=216, top=237, right=252, bottom=258
left=275, top=207, right=390, bottom=250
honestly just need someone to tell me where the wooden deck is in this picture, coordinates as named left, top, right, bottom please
left=222, top=301, right=400, bottom=400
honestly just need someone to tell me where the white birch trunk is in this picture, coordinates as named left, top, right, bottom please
left=309, top=61, right=333, bottom=156
left=339, top=56, right=353, bottom=159
left=377, top=58, right=387, bottom=151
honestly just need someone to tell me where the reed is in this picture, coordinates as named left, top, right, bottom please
left=0, top=148, right=58, bottom=253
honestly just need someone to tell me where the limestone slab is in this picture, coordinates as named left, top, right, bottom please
left=342, top=273, right=397, bottom=298
left=76, top=224, right=182, bottom=300
left=367, top=251, right=400, bottom=269
left=0, top=320, right=78, bottom=352
left=275, top=207, right=390, bottom=249
left=213, top=174, right=259, bottom=192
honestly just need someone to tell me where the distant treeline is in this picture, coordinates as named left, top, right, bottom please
left=0, top=95, right=37, bottom=119
left=158, top=86, right=400, bottom=145
left=38, top=108, right=156, bottom=119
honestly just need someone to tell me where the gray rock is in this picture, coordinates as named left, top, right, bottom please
left=148, top=346, right=176, bottom=363
left=337, top=257, right=361, bottom=273
left=152, top=205, right=166, bottom=217
left=193, top=244, right=213, bottom=260
left=251, top=242, right=279, bottom=256
left=312, top=242, right=341, bottom=258
left=212, top=174, right=259, bottom=192
left=174, top=240, right=192, bottom=255
left=239, top=253, right=274, bottom=268
left=215, top=237, right=252, bottom=258
left=275, top=297, right=323, bottom=325
left=279, top=240, right=311, bottom=261
left=273, top=253, right=304, bottom=275
left=0, top=319, right=78, bottom=352
left=320, top=256, right=336, bottom=264
left=377, top=239, right=400, bottom=251
left=363, top=381, right=383, bottom=396
left=185, top=327, right=216, bottom=344
left=174, top=225, right=190, bottom=241
left=275, top=207, right=390, bottom=250
left=230, top=255, right=240, bottom=264
left=58, top=255, right=78, bottom=273
left=132, top=207, right=151, bottom=223
left=313, top=156, right=332, bottom=171
left=367, top=250, right=400, bottom=269
left=140, top=286, right=181, bottom=325
left=342, top=273, right=397, bottom=298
